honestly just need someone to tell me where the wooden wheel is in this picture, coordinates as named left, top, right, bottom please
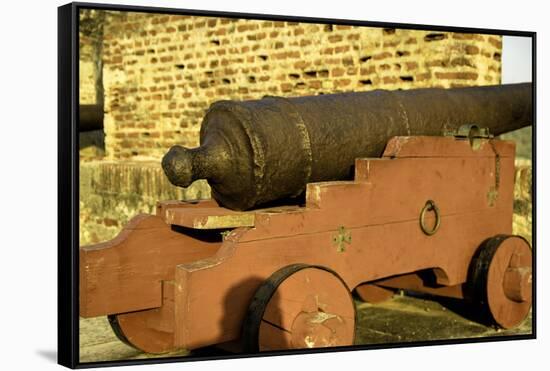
left=354, top=283, right=395, bottom=303
left=242, top=264, right=356, bottom=352
left=105, top=280, right=177, bottom=354
left=107, top=314, right=135, bottom=349
left=469, top=235, right=532, bottom=329
left=107, top=310, right=176, bottom=354
left=106, top=293, right=177, bottom=355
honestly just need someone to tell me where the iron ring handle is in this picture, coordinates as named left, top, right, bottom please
left=420, top=200, right=440, bottom=236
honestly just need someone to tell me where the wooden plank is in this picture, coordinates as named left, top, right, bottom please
left=164, top=207, right=255, bottom=229
left=80, top=214, right=221, bottom=317
left=156, top=199, right=219, bottom=219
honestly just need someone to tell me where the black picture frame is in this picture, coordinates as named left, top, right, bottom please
left=58, top=2, right=536, bottom=368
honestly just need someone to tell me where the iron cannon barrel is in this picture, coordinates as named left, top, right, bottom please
left=162, top=83, right=532, bottom=210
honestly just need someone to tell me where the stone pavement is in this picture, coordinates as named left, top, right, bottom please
left=79, top=292, right=532, bottom=363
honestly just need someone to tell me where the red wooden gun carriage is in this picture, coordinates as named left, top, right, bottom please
left=80, top=84, right=532, bottom=354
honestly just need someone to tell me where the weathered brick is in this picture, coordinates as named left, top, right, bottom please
left=383, top=40, right=400, bottom=48
left=335, top=45, right=350, bottom=53
left=281, top=83, right=293, bottom=92
left=465, top=45, right=480, bottom=55
left=308, top=80, right=322, bottom=89
left=426, top=60, right=448, bottom=67
left=335, top=78, right=351, bottom=87
left=452, top=33, right=483, bottom=41
left=488, top=36, right=502, bottom=49
left=373, top=51, right=393, bottom=60
left=342, top=57, right=354, bottom=66
left=435, top=71, right=478, bottom=80
left=405, top=61, right=418, bottom=70
left=111, top=55, right=123, bottom=64
left=360, top=66, right=375, bottom=75
left=450, top=57, right=474, bottom=67
left=331, top=67, right=345, bottom=77
left=416, top=72, right=432, bottom=81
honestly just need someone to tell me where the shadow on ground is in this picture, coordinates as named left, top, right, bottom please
left=36, top=350, right=57, bottom=363
left=79, top=293, right=532, bottom=363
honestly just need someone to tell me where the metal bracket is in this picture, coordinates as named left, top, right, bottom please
left=445, top=124, right=493, bottom=151
left=332, top=226, right=352, bottom=252
left=452, top=124, right=493, bottom=139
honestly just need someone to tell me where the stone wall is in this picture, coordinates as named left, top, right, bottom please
left=99, top=10, right=502, bottom=159
left=79, top=161, right=210, bottom=245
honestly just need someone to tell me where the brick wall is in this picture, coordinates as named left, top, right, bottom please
left=99, top=11, right=502, bottom=159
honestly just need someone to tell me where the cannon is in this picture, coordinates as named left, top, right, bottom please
left=162, top=83, right=531, bottom=210
left=80, top=84, right=533, bottom=354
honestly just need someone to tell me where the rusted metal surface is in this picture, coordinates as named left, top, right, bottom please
left=162, top=83, right=532, bottom=210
